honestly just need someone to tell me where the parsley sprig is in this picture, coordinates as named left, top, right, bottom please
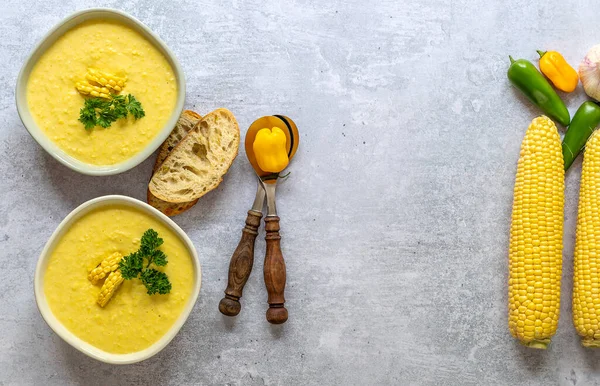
left=78, top=94, right=145, bottom=130
left=119, top=229, right=172, bottom=295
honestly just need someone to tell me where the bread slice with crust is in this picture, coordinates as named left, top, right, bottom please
left=149, top=108, right=240, bottom=203
left=147, top=110, right=202, bottom=216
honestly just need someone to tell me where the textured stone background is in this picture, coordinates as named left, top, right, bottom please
left=1, top=0, right=600, bottom=385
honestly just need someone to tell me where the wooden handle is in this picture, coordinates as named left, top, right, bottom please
left=219, top=210, right=262, bottom=316
left=263, top=216, right=288, bottom=324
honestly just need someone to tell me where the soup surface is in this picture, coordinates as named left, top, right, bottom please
left=43, top=205, right=194, bottom=354
left=27, top=19, right=178, bottom=165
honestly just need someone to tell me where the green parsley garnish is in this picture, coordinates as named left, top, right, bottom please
left=125, top=94, right=145, bottom=120
left=119, top=229, right=172, bottom=295
left=78, top=94, right=145, bottom=130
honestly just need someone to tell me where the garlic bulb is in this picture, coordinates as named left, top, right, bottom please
left=580, top=45, right=600, bottom=100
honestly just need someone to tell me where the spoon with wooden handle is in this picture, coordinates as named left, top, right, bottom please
left=259, top=175, right=287, bottom=324
left=219, top=115, right=298, bottom=318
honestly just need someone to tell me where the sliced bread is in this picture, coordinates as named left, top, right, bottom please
left=148, top=108, right=240, bottom=203
left=147, top=110, right=202, bottom=216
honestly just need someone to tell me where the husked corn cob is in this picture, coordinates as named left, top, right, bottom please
left=573, top=131, right=600, bottom=347
left=86, top=68, right=126, bottom=92
left=508, top=115, right=565, bottom=349
left=76, top=82, right=111, bottom=99
left=88, top=252, right=123, bottom=284
left=97, top=270, right=124, bottom=307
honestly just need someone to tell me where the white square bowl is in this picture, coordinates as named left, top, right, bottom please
left=34, top=195, right=202, bottom=364
left=16, top=8, right=186, bottom=175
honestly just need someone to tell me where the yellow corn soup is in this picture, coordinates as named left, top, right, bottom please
left=27, top=20, right=178, bottom=165
left=43, top=205, right=195, bottom=354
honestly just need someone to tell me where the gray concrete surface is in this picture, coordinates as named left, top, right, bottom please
left=1, top=0, right=600, bottom=385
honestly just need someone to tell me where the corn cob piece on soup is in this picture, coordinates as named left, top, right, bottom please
left=43, top=205, right=194, bottom=354
left=26, top=19, right=177, bottom=165
left=508, top=116, right=565, bottom=349
left=573, top=131, right=600, bottom=347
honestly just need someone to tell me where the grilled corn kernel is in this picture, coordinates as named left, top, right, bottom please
left=86, top=68, right=127, bottom=92
left=88, top=252, right=123, bottom=284
left=97, top=270, right=124, bottom=307
left=508, top=115, right=565, bottom=349
left=573, top=130, right=600, bottom=347
left=76, top=82, right=111, bottom=99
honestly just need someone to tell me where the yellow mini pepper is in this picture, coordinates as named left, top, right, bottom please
left=253, top=127, right=289, bottom=173
left=537, top=50, right=579, bottom=93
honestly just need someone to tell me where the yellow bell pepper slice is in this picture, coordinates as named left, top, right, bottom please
left=253, top=127, right=289, bottom=173
left=537, top=50, right=578, bottom=93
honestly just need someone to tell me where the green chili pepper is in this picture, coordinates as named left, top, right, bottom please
left=507, top=56, right=570, bottom=126
left=563, top=101, right=600, bottom=170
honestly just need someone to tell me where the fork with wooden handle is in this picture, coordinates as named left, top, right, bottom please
left=219, top=184, right=265, bottom=316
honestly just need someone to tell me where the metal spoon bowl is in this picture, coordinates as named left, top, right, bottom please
left=245, top=115, right=299, bottom=179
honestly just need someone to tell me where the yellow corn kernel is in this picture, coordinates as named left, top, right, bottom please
left=508, top=116, right=564, bottom=349
left=76, top=82, right=111, bottom=99
left=86, top=68, right=126, bottom=92
left=97, top=270, right=124, bottom=307
left=88, top=252, right=123, bottom=284
left=574, top=130, right=600, bottom=348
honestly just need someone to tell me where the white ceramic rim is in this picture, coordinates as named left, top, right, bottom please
left=15, top=8, right=186, bottom=176
left=33, top=195, right=202, bottom=364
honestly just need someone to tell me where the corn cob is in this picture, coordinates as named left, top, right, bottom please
left=88, top=252, right=123, bottom=284
left=508, top=115, right=565, bottom=349
left=573, top=130, right=600, bottom=347
left=85, top=68, right=126, bottom=92
left=76, top=82, right=111, bottom=99
left=97, top=270, right=124, bottom=307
